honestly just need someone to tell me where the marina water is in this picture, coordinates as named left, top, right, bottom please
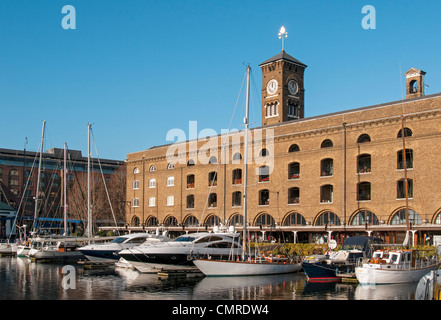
left=0, top=257, right=419, bottom=300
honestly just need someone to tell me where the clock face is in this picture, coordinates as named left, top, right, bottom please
left=266, top=79, right=278, bottom=95
left=288, top=80, right=298, bottom=95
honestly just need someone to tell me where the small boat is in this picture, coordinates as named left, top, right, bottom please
left=0, top=242, right=17, bottom=256
left=355, top=249, right=441, bottom=285
left=77, top=232, right=169, bottom=262
left=194, top=254, right=302, bottom=276
left=27, top=238, right=85, bottom=262
left=302, top=236, right=378, bottom=282
left=193, top=65, right=302, bottom=277
left=118, top=231, right=242, bottom=273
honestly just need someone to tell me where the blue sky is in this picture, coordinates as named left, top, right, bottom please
left=1, top=0, right=440, bottom=160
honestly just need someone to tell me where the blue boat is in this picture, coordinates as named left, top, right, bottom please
left=302, top=236, right=379, bottom=282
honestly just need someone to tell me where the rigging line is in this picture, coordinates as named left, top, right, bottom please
left=90, top=128, right=119, bottom=231
left=8, top=147, right=40, bottom=240
left=195, top=68, right=248, bottom=233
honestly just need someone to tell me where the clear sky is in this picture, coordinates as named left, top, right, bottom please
left=1, top=0, right=440, bottom=161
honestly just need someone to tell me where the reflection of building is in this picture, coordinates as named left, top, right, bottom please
left=125, top=50, right=441, bottom=244
left=0, top=147, right=123, bottom=236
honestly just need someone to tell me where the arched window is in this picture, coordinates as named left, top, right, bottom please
left=321, top=158, right=333, bottom=176
left=187, top=159, right=195, bottom=166
left=357, top=134, right=371, bottom=143
left=232, top=152, right=242, bottom=161
left=132, top=198, right=139, bottom=207
left=350, top=210, right=379, bottom=226
left=229, top=214, right=244, bottom=226
left=232, top=191, right=242, bottom=207
left=184, top=215, right=199, bottom=226
left=315, top=211, right=341, bottom=226
left=167, top=163, right=175, bottom=170
left=209, top=156, right=217, bottom=164
left=397, top=127, right=413, bottom=138
left=283, top=212, right=306, bottom=226
left=255, top=213, right=275, bottom=227
left=132, top=180, right=139, bottom=189
left=288, top=144, right=300, bottom=152
left=321, top=139, right=333, bottom=148
left=409, top=80, right=418, bottom=93
left=259, top=148, right=269, bottom=157
left=131, top=216, right=140, bottom=227
left=391, top=209, right=422, bottom=225
left=259, top=189, right=270, bottom=206
left=288, top=162, right=300, bottom=179
left=205, top=215, right=221, bottom=226
left=357, top=182, right=371, bottom=201
left=186, top=195, right=194, bottom=209
left=145, top=216, right=158, bottom=227
left=320, top=185, right=333, bottom=203
left=288, top=187, right=300, bottom=204
left=149, top=178, right=156, bottom=188
left=149, top=165, right=156, bottom=172
left=133, top=167, right=139, bottom=174
left=164, top=216, right=178, bottom=226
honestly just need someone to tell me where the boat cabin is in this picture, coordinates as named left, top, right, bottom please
left=370, top=250, right=413, bottom=266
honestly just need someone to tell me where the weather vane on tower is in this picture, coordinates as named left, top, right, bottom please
left=278, top=26, right=288, bottom=51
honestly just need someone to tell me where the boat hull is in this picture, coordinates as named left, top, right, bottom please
left=302, top=262, right=341, bottom=282
left=32, top=250, right=85, bottom=262
left=355, top=263, right=441, bottom=285
left=194, top=259, right=302, bottom=276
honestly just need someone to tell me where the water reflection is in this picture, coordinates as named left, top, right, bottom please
left=0, top=257, right=421, bottom=300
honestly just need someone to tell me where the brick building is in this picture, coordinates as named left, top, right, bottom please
left=125, top=50, right=441, bottom=245
left=0, top=147, right=123, bottom=237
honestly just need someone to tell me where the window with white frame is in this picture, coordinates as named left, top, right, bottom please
left=133, top=180, right=139, bottom=189
left=149, top=178, right=156, bottom=188
left=167, top=176, right=175, bottom=187
left=167, top=196, right=174, bottom=206
left=133, top=198, right=139, bottom=207
left=149, top=197, right=156, bottom=207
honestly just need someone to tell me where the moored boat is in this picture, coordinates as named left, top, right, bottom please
left=302, top=236, right=378, bottom=282
left=355, top=249, right=441, bottom=285
left=118, top=231, right=242, bottom=273
left=78, top=232, right=169, bottom=262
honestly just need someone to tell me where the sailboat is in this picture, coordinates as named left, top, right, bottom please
left=355, top=112, right=441, bottom=284
left=27, top=139, right=85, bottom=262
left=193, top=66, right=302, bottom=276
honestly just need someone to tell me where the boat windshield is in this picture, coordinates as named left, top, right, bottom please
left=111, top=237, right=128, bottom=244
left=174, top=236, right=197, bottom=242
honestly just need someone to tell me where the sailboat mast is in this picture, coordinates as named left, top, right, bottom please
left=87, top=123, right=92, bottom=238
left=63, top=142, right=67, bottom=236
left=400, top=112, right=410, bottom=243
left=32, top=120, right=46, bottom=234
left=242, top=65, right=251, bottom=257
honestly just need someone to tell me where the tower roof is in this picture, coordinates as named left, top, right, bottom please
left=259, top=50, right=307, bottom=68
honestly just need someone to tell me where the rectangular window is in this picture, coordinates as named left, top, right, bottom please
left=167, top=196, right=174, bottom=206
left=167, top=176, right=175, bottom=187
left=149, top=197, right=155, bottom=207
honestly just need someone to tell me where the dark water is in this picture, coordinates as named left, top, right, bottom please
left=0, top=257, right=418, bottom=300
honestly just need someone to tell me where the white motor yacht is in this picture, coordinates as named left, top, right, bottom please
left=118, top=232, right=242, bottom=273
left=78, top=232, right=169, bottom=262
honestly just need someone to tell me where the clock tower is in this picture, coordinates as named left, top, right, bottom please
left=259, top=50, right=307, bottom=126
